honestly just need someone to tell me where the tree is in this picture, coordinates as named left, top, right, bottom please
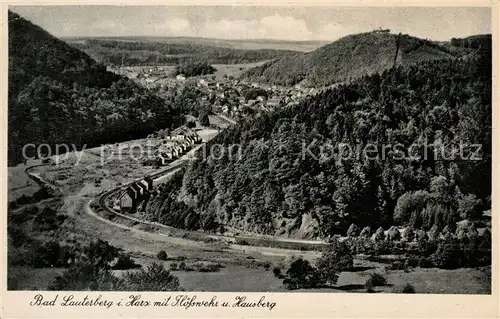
left=427, top=224, right=440, bottom=242
left=403, top=227, right=415, bottom=242
left=272, top=267, right=282, bottom=278
left=199, top=113, right=210, bottom=127
left=157, top=250, right=168, bottom=261
left=387, top=226, right=401, bottom=241
left=457, top=193, right=482, bottom=220
left=49, top=261, right=123, bottom=291
left=374, top=227, right=385, bottom=242
left=315, top=240, right=353, bottom=286
left=394, top=190, right=430, bottom=224
left=121, top=262, right=183, bottom=291
left=346, top=223, right=359, bottom=237
left=283, top=258, right=319, bottom=290
left=360, top=226, right=371, bottom=238
left=431, top=237, right=463, bottom=269
left=83, top=239, right=121, bottom=269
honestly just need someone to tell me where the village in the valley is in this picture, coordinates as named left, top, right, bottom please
left=109, top=64, right=316, bottom=118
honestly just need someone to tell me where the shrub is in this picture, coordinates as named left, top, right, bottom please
left=193, top=262, right=222, bottom=272
left=283, top=258, right=320, bottom=290
left=263, top=262, right=271, bottom=270
left=200, top=113, right=211, bottom=127
left=431, top=237, right=463, bottom=269
left=272, top=267, right=281, bottom=278
left=120, top=262, right=183, bottom=291
left=157, top=250, right=168, bottom=261
left=316, top=239, right=353, bottom=286
left=403, top=227, right=415, bottom=242
left=476, top=229, right=491, bottom=265
left=112, top=254, right=141, bottom=270
left=31, top=240, right=63, bottom=268
left=170, top=263, right=178, bottom=271
left=387, top=226, right=401, bottom=241
left=49, top=261, right=123, bottom=291
left=365, top=278, right=375, bottom=292
left=83, top=239, right=121, bottom=268
left=32, top=207, right=67, bottom=232
left=457, top=193, right=482, bottom=219
left=386, top=261, right=405, bottom=270
left=441, top=225, right=454, bottom=237
left=427, top=224, right=440, bottom=242
left=178, top=261, right=186, bottom=270
left=394, top=190, right=431, bottom=224
left=368, top=273, right=387, bottom=286
left=415, top=229, right=428, bottom=242
left=402, top=283, right=416, bottom=293
left=374, top=240, right=394, bottom=255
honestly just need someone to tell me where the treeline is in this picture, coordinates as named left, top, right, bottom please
left=72, top=39, right=296, bottom=66
left=8, top=11, right=183, bottom=164
left=145, top=52, right=491, bottom=239
left=175, top=61, right=216, bottom=77
left=451, top=34, right=492, bottom=49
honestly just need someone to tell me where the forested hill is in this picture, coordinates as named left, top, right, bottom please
left=8, top=11, right=181, bottom=164
left=68, top=38, right=298, bottom=66
left=145, top=49, right=491, bottom=239
left=243, top=31, right=478, bottom=87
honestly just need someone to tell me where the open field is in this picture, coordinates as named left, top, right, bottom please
left=212, top=62, right=268, bottom=78
left=9, top=250, right=491, bottom=293
left=8, top=163, right=41, bottom=202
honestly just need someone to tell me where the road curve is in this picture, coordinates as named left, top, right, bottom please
left=84, top=116, right=329, bottom=252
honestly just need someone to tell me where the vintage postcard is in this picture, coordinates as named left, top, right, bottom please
left=1, top=1, right=498, bottom=318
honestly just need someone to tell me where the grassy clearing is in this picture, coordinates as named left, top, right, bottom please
left=8, top=163, right=41, bottom=202
left=8, top=266, right=64, bottom=290
left=212, top=62, right=268, bottom=78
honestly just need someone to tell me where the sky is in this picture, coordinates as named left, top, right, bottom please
left=10, top=6, right=491, bottom=41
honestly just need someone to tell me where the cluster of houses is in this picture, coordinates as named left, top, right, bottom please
left=115, top=177, right=174, bottom=212
left=154, top=126, right=202, bottom=166
left=116, top=177, right=154, bottom=212
left=192, top=77, right=315, bottom=118
left=114, top=127, right=203, bottom=212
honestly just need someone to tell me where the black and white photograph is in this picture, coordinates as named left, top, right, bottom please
left=6, top=5, right=492, bottom=295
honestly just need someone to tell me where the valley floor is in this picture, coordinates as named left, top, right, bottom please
left=7, top=115, right=491, bottom=294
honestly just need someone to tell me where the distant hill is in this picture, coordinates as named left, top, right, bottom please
left=64, top=36, right=325, bottom=53
left=244, top=31, right=479, bottom=87
left=8, top=11, right=182, bottom=165
left=64, top=37, right=302, bottom=67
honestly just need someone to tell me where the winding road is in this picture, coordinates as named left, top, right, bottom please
left=83, top=114, right=328, bottom=253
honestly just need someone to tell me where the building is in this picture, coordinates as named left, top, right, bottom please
left=136, top=181, right=149, bottom=195
left=176, top=74, right=186, bottom=81
left=119, top=187, right=137, bottom=210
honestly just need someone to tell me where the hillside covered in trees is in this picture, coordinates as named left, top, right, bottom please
left=69, top=38, right=297, bottom=66
left=144, top=45, right=491, bottom=239
left=244, top=31, right=480, bottom=87
left=8, top=11, right=182, bottom=164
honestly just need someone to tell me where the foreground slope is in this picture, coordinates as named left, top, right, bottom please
left=8, top=11, right=181, bottom=164
left=244, top=31, right=474, bottom=87
left=144, top=45, right=491, bottom=239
